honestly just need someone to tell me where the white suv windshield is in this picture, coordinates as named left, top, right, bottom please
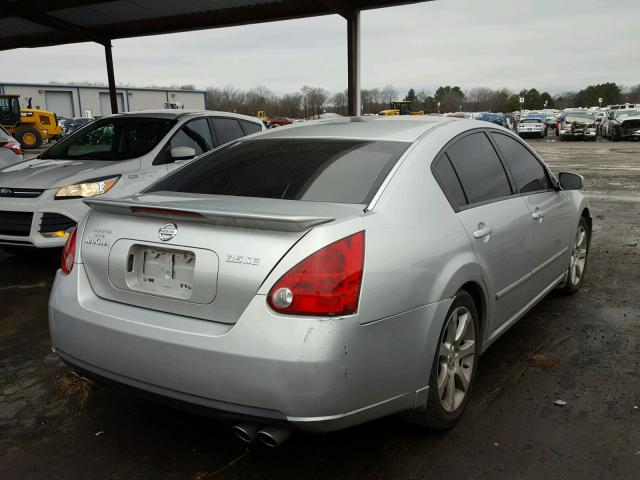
left=41, top=116, right=175, bottom=161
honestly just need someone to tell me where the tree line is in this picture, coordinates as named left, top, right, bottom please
left=205, top=82, right=640, bottom=118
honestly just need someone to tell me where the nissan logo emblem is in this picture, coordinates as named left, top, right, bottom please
left=158, top=223, right=178, bottom=241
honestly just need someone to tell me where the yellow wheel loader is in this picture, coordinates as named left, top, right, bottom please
left=0, top=95, right=63, bottom=149
left=378, top=100, right=424, bottom=116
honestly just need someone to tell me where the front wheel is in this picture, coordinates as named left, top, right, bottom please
left=562, top=217, right=590, bottom=294
left=405, top=290, right=480, bottom=429
left=15, top=125, right=43, bottom=149
left=612, top=128, right=621, bottom=142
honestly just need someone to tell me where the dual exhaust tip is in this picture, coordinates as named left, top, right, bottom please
left=232, top=423, right=291, bottom=447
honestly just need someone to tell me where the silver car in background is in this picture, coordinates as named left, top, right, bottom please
left=517, top=117, right=547, bottom=138
left=0, top=124, right=23, bottom=169
left=0, top=110, right=264, bottom=253
left=49, top=117, right=591, bottom=444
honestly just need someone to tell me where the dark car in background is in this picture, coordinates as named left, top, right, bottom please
left=477, top=112, right=506, bottom=128
left=61, top=117, right=94, bottom=136
left=560, top=112, right=597, bottom=141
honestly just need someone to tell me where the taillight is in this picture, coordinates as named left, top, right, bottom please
left=61, top=227, right=78, bottom=275
left=267, top=231, right=365, bottom=316
left=0, top=141, right=22, bottom=156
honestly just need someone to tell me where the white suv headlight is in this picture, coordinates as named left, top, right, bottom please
left=55, top=176, right=119, bottom=199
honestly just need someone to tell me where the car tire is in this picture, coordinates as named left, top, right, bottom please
left=404, top=290, right=480, bottom=430
left=15, top=125, right=43, bottom=149
left=560, top=134, right=565, bottom=141
left=561, top=216, right=590, bottom=294
left=611, top=128, right=621, bottom=142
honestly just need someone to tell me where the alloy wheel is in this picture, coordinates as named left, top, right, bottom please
left=437, top=306, right=476, bottom=413
left=569, top=225, right=588, bottom=285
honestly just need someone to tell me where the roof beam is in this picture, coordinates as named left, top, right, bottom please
left=318, top=0, right=355, bottom=20
left=0, top=0, right=430, bottom=51
left=0, top=0, right=108, bottom=43
left=0, top=0, right=113, bottom=18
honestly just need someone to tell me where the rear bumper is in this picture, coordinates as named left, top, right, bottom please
left=517, top=128, right=545, bottom=136
left=49, top=266, right=449, bottom=432
left=0, top=193, right=84, bottom=248
left=560, top=130, right=596, bottom=138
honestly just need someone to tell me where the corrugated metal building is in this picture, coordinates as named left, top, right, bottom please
left=0, top=82, right=206, bottom=118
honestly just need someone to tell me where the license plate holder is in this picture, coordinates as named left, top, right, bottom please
left=126, top=245, right=196, bottom=300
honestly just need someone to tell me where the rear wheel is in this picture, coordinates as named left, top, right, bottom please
left=15, top=125, right=43, bottom=149
left=405, top=291, right=480, bottom=429
left=561, top=217, right=590, bottom=294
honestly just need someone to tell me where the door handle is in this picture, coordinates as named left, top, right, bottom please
left=473, top=224, right=493, bottom=239
left=532, top=209, right=544, bottom=221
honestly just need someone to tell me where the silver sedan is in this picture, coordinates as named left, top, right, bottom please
left=49, top=116, right=591, bottom=445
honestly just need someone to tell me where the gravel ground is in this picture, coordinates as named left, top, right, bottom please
left=1, top=136, right=639, bottom=479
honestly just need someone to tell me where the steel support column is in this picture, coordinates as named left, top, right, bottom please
left=103, top=41, right=118, bottom=114
left=347, top=9, right=361, bottom=116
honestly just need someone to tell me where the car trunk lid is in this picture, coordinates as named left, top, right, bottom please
left=80, top=192, right=364, bottom=324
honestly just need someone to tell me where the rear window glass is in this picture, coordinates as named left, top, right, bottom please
left=41, top=117, right=175, bottom=161
left=148, top=139, right=409, bottom=204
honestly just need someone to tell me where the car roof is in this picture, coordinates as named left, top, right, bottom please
left=249, top=116, right=458, bottom=142
left=109, top=109, right=263, bottom=123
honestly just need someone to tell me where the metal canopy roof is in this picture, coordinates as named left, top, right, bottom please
left=0, top=0, right=426, bottom=51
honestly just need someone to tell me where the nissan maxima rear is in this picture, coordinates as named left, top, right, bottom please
left=49, top=117, right=591, bottom=443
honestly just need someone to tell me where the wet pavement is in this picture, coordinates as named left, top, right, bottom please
left=1, top=137, right=639, bottom=479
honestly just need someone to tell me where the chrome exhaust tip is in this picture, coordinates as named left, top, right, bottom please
left=232, top=423, right=261, bottom=443
left=257, top=427, right=291, bottom=447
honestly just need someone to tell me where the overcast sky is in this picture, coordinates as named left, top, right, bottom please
left=2, top=0, right=639, bottom=95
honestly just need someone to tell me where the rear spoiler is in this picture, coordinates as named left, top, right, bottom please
left=84, top=197, right=334, bottom=232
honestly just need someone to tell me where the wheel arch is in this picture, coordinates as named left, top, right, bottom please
left=458, top=281, right=487, bottom=346
left=581, top=207, right=592, bottom=234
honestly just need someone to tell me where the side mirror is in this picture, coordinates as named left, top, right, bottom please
left=558, top=172, right=584, bottom=190
left=170, top=146, right=196, bottom=162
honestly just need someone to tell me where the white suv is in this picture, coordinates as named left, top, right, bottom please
left=0, top=110, right=264, bottom=253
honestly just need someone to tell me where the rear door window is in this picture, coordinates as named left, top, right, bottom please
left=432, top=154, right=467, bottom=208
left=240, top=120, right=263, bottom=135
left=212, top=118, right=245, bottom=145
left=491, top=133, right=551, bottom=193
left=446, top=131, right=512, bottom=205
left=148, top=139, right=409, bottom=205
left=170, top=118, right=213, bottom=155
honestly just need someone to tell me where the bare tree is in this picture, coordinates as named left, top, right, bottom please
left=625, top=84, right=640, bottom=103
left=280, top=93, right=304, bottom=118
left=331, top=90, right=348, bottom=115
left=301, top=85, right=330, bottom=118
left=381, top=85, right=398, bottom=105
